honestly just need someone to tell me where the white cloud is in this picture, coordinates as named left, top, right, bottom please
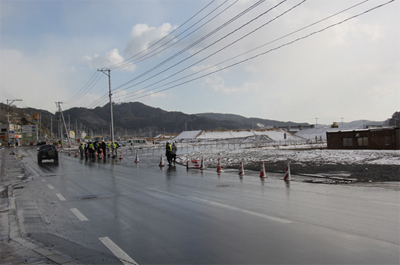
left=84, top=49, right=136, bottom=71
left=149, top=91, right=166, bottom=98
left=124, top=23, right=176, bottom=56
left=202, top=76, right=262, bottom=94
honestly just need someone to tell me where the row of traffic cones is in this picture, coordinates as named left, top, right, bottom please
left=218, top=159, right=291, bottom=181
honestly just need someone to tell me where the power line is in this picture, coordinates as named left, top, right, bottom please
left=113, top=0, right=370, bottom=101
left=84, top=0, right=263, bottom=108
left=111, top=0, right=238, bottom=70
left=109, top=0, right=220, bottom=69
left=114, top=0, right=303, bottom=99
left=111, top=0, right=266, bottom=91
left=121, top=0, right=395, bottom=102
left=64, top=71, right=103, bottom=104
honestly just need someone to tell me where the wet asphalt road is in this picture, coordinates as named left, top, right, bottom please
left=13, top=146, right=400, bottom=264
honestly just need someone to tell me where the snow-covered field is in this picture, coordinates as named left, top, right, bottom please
left=177, top=143, right=400, bottom=167
left=173, top=127, right=399, bottom=168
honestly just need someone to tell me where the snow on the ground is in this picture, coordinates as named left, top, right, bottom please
left=174, top=130, right=202, bottom=140
left=175, top=128, right=302, bottom=141
left=295, top=126, right=353, bottom=140
left=177, top=144, right=400, bottom=167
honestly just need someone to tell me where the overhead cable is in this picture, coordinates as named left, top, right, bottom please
left=111, top=0, right=238, bottom=70
left=115, top=0, right=301, bottom=98
left=108, top=0, right=217, bottom=69
left=121, top=0, right=394, bottom=102
left=111, top=0, right=266, bottom=91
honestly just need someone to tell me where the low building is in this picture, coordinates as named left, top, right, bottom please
left=326, top=127, right=400, bottom=150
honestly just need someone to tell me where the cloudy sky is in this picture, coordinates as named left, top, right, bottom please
left=1, top=0, right=399, bottom=125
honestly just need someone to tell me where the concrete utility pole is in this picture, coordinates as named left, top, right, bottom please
left=6, top=99, right=22, bottom=145
left=55, top=102, right=72, bottom=148
left=98, top=69, right=114, bottom=143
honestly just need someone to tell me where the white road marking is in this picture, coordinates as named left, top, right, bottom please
left=99, top=237, right=138, bottom=265
left=70, top=208, right=89, bottom=221
left=188, top=196, right=292, bottom=224
left=56, top=193, right=66, bottom=201
left=41, top=178, right=47, bottom=182
left=370, top=201, right=400, bottom=207
left=147, top=188, right=291, bottom=224
left=47, top=184, right=54, bottom=190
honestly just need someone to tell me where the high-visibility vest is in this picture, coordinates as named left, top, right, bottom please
left=167, top=144, right=172, bottom=151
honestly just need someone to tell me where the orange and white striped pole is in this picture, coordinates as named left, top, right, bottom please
left=283, top=162, right=291, bottom=181
left=216, top=158, right=222, bottom=173
left=239, top=161, right=245, bottom=177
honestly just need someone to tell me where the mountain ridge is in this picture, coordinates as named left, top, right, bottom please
left=1, top=102, right=394, bottom=139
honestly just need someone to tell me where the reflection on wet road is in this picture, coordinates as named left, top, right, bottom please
left=14, top=146, right=400, bottom=264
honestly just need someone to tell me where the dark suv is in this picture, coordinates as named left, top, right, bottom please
left=37, top=145, right=59, bottom=164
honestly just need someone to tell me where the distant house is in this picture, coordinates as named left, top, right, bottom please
left=326, top=127, right=400, bottom=150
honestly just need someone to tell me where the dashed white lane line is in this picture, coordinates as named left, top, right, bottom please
left=41, top=178, right=47, bottom=182
left=56, top=193, right=66, bottom=201
left=47, top=184, right=54, bottom=190
left=70, top=208, right=89, bottom=221
left=99, top=236, right=138, bottom=265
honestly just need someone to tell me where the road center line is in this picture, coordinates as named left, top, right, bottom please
left=47, top=184, right=54, bottom=190
left=99, top=236, right=138, bottom=265
left=70, top=208, right=89, bottom=221
left=56, top=193, right=66, bottom=201
left=188, top=196, right=292, bottom=224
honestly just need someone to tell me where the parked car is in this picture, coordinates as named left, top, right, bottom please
left=37, top=145, right=59, bottom=164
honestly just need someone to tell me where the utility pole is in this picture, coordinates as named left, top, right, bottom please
left=55, top=102, right=72, bottom=148
left=98, top=69, right=114, bottom=143
left=6, top=99, right=22, bottom=145
left=75, top=119, right=78, bottom=140
left=341, top=117, right=344, bottom=128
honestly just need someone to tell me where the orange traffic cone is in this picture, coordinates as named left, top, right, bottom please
left=283, top=162, right=291, bottom=181
left=99, top=150, right=103, bottom=159
left=216, top=158, right=222, bottom=173
left=159, top=154, right=165, bottom=167
left=200, top=156, right=206, bottom=170
left=135, top=152, right=139, bottom=163
left=186, top=159, right=189, bottom=169
left=260, top=162, right=267, bottom=178
left=75, top=150, right=79, bottom=158
left=239, top=161, right=245, bottom=176
left=119, top=152, right=123, bottom=160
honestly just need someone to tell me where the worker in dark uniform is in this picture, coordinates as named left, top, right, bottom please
left=171, top=142, right=177, bottom=166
